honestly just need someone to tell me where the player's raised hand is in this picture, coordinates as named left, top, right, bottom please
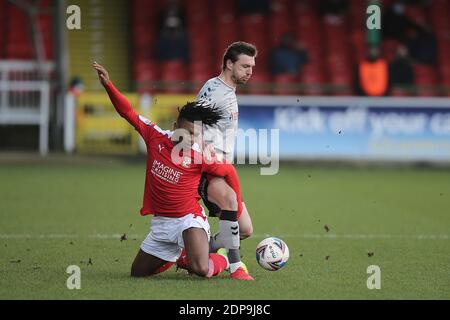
left=92, top=61, right=110, bottom=87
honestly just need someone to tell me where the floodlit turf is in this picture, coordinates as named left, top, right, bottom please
left=0, top=158, right=449, bottom=299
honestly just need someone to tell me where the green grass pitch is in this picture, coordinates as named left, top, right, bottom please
left=0, top=159, right=449, bottom=299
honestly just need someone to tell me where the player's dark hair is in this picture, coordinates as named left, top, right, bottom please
left=222, top=41, right=257, bottom=70
left=177, top=101, right=223, bottom=126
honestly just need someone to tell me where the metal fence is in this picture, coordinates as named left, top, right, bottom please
left=0, top=60, right=53, bottom=155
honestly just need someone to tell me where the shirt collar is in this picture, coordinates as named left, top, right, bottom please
left=216, top=76, right=236, bottom=91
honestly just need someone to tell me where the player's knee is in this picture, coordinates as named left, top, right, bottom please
left=240, top=224, right=253, bottom=240
left=189, top=261, right=209, bottom=277
left=221, top=189, right=238, bottom=211
left=208, top=179, right=238, bottom=211
left=197, top=265, right=210, bottom=277
left=130, top=270, right=142, bottom=278
left=130, top=260, right=154, bottom=277
left=188, top=258, right=209, bottom=277
left=130, top=264, right=147, bottom=277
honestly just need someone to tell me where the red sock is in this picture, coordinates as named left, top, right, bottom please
left=153, top=262, right=174, bottom=274
left=206, top=253, right=228, bottom=278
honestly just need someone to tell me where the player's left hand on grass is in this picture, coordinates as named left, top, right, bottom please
left=92, top=61, right=110, bottom=87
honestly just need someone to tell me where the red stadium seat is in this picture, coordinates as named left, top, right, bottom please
left=0, top=0, right=8, bottom=58
left=246, top=72, right=272, bottom=95
left=349, top=0, right=365, bottom=30
left=240, top=14, right=269, bottom=65
left=405, top=6, right=428, bottom=26
left=190, top=59, right=215, bottom=85
left=134, top=60, right=160, bottom=81
left=215, top=14, right=239, bottom=57
left=191, top=68, right=212, bottom=82
left=212, top=0, right=236, bottom=17
left=414, top=64, right=440, bottom=96
left=132, top=26, right=156, bottom=48
left=416, top=87, right=439, bottom=97
left=351, top=31, right=366, bottom=62
left=129, top=0, right=447, bottom=96
left=414, top=64, right=438, bottom=84
left=7, top=4, right=33, bottom=59
left=430, top=0, right=450, bottom=32
left=269, top=14, right=293, bottom=46
left=301, top=64, right=326, bottom=95
left=272, top=0, right=292, bottom=13
left=190, top=69, right=213, bottom=92
left=183, top=0, right=209, bottom=18
left=270, top=0, right=293, bottom=45
left=131, top=0, right=160, bottom=89
left=273, top=74, right=298, bottom=95
left=391, top=87, right=413, bottom=97
left=134, top=60, right=160, bottom=93
left=382, top=39, right=400, bottom=62
left=1, top=0, right=53, bottom=60
left=161, top=61, right=188, bottom=93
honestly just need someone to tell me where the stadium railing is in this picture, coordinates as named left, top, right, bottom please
left=0, top=60, right=53, bottom=155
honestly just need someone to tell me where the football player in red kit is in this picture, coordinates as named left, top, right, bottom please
left=93, top=62, right=253, bottom=280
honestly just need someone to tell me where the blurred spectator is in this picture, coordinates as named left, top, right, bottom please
left=318, top=0, right=349, bottom=17
left=155, top=26, right=189, bottom=62
left=65, top=76, right=84, bottom=153
left=406, top=27, right=437, bottom=65
left=238, top=0, right=270, bottom=15
left=357, top=46, right=389, bottom=96
left=69, top=76, right=84, bottom=97
left=158, top=0, right=186, bottom=31
left=389, top=45, right=414, bottom=91
left=155, top=0, right=189, bottom=62
left=383, top=1, right=418, bottom=42
left=269, top=34, right=309, bottom=77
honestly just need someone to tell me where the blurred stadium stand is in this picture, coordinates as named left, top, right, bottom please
left=130, top=0, right=450, bottom=96
left=1, top=0, right=450, bottom=96
left=1, top=0, right=450, bottom=155
left=0, top=0, right=54, bottom=155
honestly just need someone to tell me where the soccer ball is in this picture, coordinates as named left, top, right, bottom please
left=255, top=237, right=289, bottom=271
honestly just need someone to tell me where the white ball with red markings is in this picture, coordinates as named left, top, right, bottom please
left=255, top=237, right=289, bottom=271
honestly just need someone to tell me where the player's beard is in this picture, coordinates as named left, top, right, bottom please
left=231, top=74, right=250, bottom=85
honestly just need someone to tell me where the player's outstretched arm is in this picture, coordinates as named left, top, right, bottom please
left=92, top=62, right=141, bottom=130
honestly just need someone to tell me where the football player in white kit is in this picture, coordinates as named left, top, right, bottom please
left=194, top=42, right=257, bottom=280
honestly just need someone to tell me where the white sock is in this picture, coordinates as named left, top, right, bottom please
left=230, top=262, right=241, bottom=273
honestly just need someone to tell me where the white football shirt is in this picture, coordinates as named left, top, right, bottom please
left=197, top=77, right=238, bottom=163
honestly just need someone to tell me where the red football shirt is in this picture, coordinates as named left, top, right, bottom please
left=104, top=81, right=242, bottom=218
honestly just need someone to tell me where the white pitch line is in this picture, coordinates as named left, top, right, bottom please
left=0, top=233, right=448, bottom=240
left=0, top=234, right=141, bottom=239
left=254, top=234, right=450, bottom=240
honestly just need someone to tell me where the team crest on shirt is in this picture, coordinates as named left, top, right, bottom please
left=181, top=156, right=191, bottom=168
